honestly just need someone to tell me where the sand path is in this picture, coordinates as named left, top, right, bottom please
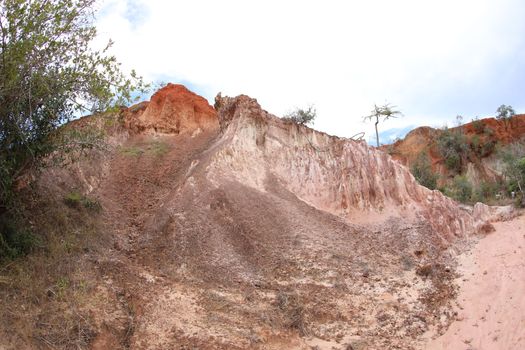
left=425, top=216, right=525, bottom=350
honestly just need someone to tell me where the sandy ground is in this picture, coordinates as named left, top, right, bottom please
left=424, top=216, right=525, bottom=350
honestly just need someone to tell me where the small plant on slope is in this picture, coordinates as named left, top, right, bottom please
left=283, top=106, right=317, bottom=125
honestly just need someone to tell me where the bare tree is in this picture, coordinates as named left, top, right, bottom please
left=363, top=103, right=402, bottom=147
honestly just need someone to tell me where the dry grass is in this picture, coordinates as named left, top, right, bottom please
left=274, top=291, right=308, bottom=336
left=0, top=191, right=105, bottom=349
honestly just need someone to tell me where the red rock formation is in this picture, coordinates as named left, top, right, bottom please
left=386, top=115, right=525, bottom=186
left=124, top=83, right=218, bottom=134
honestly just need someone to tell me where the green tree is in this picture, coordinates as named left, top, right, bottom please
left=495, top=104, right=515, bottom=121
left=363, top=103, right=402, bottom=147
left=0, top=0, right=147, bottom=258
left=284, top=105, right=317, bottom=125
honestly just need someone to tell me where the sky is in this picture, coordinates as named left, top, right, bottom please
left=94, top=0, right=525, bottom=144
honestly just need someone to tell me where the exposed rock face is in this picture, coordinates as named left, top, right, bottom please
left=211, top=94, right=478, bottom=240
left=471, top=202, right=517, bottom=223
left=124, top=83, right=218, bottom=134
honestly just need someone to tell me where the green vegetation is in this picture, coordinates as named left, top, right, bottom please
left=120, top=145, right=145, bottom=157
left=495, top=104, right=515, bottom=121
left=411, top=153, right=438, bottom=190
left=1, top=190, right=103, bottom=346
left=444, top=175, right=473, bottom=203
left=148, top=140, right=169, bottom=156
left=0, top=219, right=41, bottom=260
left=471, top=181, right=499, bottom=203
left=0, top=0, right=147, bottom=259
left=436, top=127, right=468, bottom=173
left=363, top=103, right=402, bottom=147
left=64, top=191, right=102, bottom=212
left=497, top=141, right=525, bottom=205
left=120, top=140, right=169, bottom=157
left=471, top=117, right=485, bottom=133
left=283, top=106, right=317, bottom=125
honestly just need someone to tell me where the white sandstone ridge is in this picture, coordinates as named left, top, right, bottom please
left=210, top=94, right=486, bottom=240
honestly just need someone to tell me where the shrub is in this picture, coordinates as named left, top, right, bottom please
left=471, top=118, right=485, bottom=134
left=64, top=192, right=83, bottom=209
left=436, top=128, right=468, bottom=173
left=283, top=106, right=316, bottom=125
left=480, top=140, right=496, bottom=157
left=449, top=175, right=473, bottom=203
left=0, top=219, right=40, bottom=260
left=82, top=197, right=102, bottom=212
left=470, top=134, right=480, bottom=151
left=275, top=291, right=308, bottom=336
left=497, top=142, right=525, bottom=198
left=472, top=181, right=499, bottom=203
left=148, top=141, right=169, bottom=156
left=470, top=135, right=496, bottom=158
left=444, top=153, right=462, bottom=172
left=484, top=127, right=495, bottom=137
left=411, top=153, right=438, bottom=190
left=64, top=192, right=101, bottom=212
left=119, top=146, right=144, bottom=157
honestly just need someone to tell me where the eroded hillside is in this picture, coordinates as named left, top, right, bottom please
left=0, top=84, right=496, bottom=350
left=386, top=114, right=525, bottom=191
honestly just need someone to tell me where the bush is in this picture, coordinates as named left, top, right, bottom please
left=497, top=142, right=525, bottom=199
left=471, top=118, right=485, bottom=133
left=0, top=219, right=40, bottom=260
left=448, top=175, right=473, bottom=203
left=436, top=128, right=468, bottom=173
left=444, top=153, right=462, bottom=172
left=64, top=192, right=101, bottom=212
left=472, top=181, right=499, bottom=203
left=470, top=135, right=496, bottom=158
left=283, top=106, right=316, bottom=125
left=481, top=140, right=496, bottom=157
left=411, top=153, right=438, bottom=190
left=470, top=134, right=481, bottom=152
left=275, top=291, right=308, bottom=336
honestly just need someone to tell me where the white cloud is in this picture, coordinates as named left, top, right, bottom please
left=95, top=0, right=525, bottom=140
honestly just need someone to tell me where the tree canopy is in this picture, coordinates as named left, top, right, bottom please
left=0, top=0, right=147, bottom=257
left=495, top=104, right=515, bottom=121
left=363, top=103, right=402, bottom=147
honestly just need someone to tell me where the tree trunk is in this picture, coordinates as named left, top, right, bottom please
left=375, top=118, right=380, bottom=147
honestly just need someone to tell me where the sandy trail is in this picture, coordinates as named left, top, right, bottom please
left=425, top=216, right=525, bottom=350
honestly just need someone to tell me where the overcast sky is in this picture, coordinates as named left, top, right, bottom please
left=95, top=0, right=525, bottom=144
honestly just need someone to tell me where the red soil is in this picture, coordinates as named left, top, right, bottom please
left=124, top=83, right=218, bottom=134
left=386, top=115, right=525, bottom=183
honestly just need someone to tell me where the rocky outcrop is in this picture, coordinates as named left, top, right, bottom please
left=124, top=83, right=218, bottom=134
left=210, top=94, right=480, bottom=241
left=85, top=87, right=487, bottom=240
left=471, top=202, right=517, bottom=223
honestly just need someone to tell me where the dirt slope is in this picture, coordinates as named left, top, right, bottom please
left=425, top=217, right=525, bottom=350
left=0, top=84, right=503, bottom=350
